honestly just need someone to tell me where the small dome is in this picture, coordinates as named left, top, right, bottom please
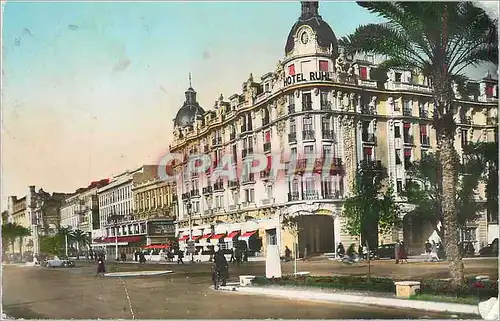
left=174, top=76, right=205, bottom=128
left=285, top=1, right=338, bottom=55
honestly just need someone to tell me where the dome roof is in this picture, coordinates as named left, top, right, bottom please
left=285, top=1, right=338, bottom=55
left=174, top=78, right=205, bottom=128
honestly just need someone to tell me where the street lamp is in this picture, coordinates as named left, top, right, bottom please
left=108, top=209, right=124, bottom=261
left=185, top=200, right=195, bottom=263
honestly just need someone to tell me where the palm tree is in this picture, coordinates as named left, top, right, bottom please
left=339, top=2, right=497, bottom=288
left=15, top=225, right=32, bottom=259
left=57, top=226, right=74, bottom=257
left=72, top=229, right=91, bottom=259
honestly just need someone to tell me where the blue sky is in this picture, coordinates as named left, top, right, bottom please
left=1, top=1, right=497, bottom=208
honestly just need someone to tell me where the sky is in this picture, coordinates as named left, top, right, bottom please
left=1, top=1, right=498, bottom=209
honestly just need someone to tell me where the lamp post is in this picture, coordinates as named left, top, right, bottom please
left=108, top=209, right=124, bottom=261
left=186, top=201, right=194, bottom=263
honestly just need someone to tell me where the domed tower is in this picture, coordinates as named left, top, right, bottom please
left=174, top=74, right=205, bottom=128
left=285, top=1, right=338, bottom=57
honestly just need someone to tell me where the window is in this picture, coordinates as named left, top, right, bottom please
left=363, top=147, right=373, bottom=161
left=395, top=149, right=402, bottom=165
left=396, top=180, right=403, bottom=193
left=322, top=116, right=331, bottom=132
left=303, top=117, right=313, bottom=131
left=359, top=66, right=367, bottom=80
left=291, top=179, right=299, bottom=194
left=461, top=129, right=468, bottom=147
left=288, top=93, right=295, bottom=107
left=395, top=72, right=402, bottom=82
left=394, top=125, right=401, bottom=138
left=394, top=100, right=400, bottom=111
left=215, top=195, right=224, bottom=209
left=290, top=118, right=296, bottom=133
left=421, top=149, right=428, bottom=159
left=305, top=177, right=315, bottom=192
left=192, top=201, right=200, bottom=214
left=319, top=60, right=329, bottom=72
left=265, top=83, right=270, bottom=92
left=323, top=145, right=332, bottom=159
left=486, top=85, right=494, bottom=98
left=232, top=144, right=237, bottom=163
left=404, top=149, right=412, bottom=169
left=264, top=130, right=271, bottom=142
left=302, top=92, right=312, bottom=110
left=267, top=228, right=277, bottom=245
left=266, top=185, right=273, bottom=199
left=245, top=189, right=255, bottom=203
left=304, top=145, right=314, bottom=155
left=288, top=64, right=295, bottom=76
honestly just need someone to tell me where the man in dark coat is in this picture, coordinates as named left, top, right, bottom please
left=214, top=247, right=228, bottom=286
left=395, top=240, right=401, bottom=264
left=234, top=246, right=242, bottom=267
left=96, top=255, right=106, bottom=277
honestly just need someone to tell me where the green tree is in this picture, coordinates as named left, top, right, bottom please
left=57, top=226, right=75, bottom=256
left=72, top=229, right=90, bottom=259
left=40, top=235, right=65, bottom=257
left=462, top=141, right=499, bottom=223
left=339, top=1, right=497, bottom=289
left=15, top=225, right=32, bottom=258
left=2, top=222, right=18, bottom=255
left=341, top=160, right=402, bottom=249
left=402, top=152, right=484, bottom=242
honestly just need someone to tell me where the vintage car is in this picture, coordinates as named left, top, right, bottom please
left=43, top=256, right=75, bottom=268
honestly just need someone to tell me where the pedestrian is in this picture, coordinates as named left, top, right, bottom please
left=285, top=246, right=291, bottom=261
left=394, top=240, right=400, bottom=264
left=336, top=242, right=345, bottom=258
left=243, top=248, right=248, bottom=262
left=431, top=241, right=439, bottom=261
left=214, top=246, right=229, bottom=286
left=134, top=251, right=139, bottom=262
left=362, top=244, right=368, bottom=260
left=120, top=252, right=126, bottom=262
left=177, top=249, right=184, bottom=265
left=235, top=246, right=242, bottom=267
left=399, top=241, right=408, bottom=263
left=96, top=255, right=106, bottom=277
left=229, top=248, right=235, bottom=263
left=139, top=252, right=146, bottom=264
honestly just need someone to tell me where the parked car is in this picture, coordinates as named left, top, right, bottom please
left=479, top=238, right=499, bottom=257
left=376, top=244, right=396, bottom=259
left=43, top=256, right=75, bottom=268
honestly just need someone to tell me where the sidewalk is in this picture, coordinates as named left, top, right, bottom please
left=219, top=285, right=480, bottom=316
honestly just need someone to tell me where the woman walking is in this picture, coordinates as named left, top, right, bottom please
left=96, top=255, right=106, bottom=277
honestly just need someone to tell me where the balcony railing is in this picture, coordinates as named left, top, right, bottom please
left=419, top=109, right=429, bottom=118
left=213, top=181, right=224, bottom=191
left=302, top=102, right=313, bottom=111
left=289, top=132, right=297, bottom=143
left=361, top=105, right=376, bottom=115
left=288, top=105, right=295, bottom=114
left=190, top=189, right=199, bottom=197
left=460, top=116, right=472, bottom=124
left=228, top=180, right=239, bottom=189
left=302, top=130, right=315, bottom=141
left=203, top=144, right=210, bottom=153
left=487, top=117, right=497, bottom=125
left=263, top=142, right=271, bottom=153
left=363, top=160, right=383, bottom=171
left=230, top=132, right=236, bottom=140
left=362, top=133, right=376, bottom=143
left=403, top=108, right=412, bottom=116
left=181, top=193, right=190, bottom=201
left=322, top=130, right=335, bottom=140
left=202, top=186, right=212, bottom=195
left=288, top=192, right=300, bottom=201
left=172, top=194, right=178, bottom=203
left=304, top=191, right=319, bottom=200
left=420, top=136, right=430, bottom=145
left=404, top=135, right=414, bottom=144
left=322, top=190, right=342, bottom=199
left=241, top=123, right=253, bottom=133
left=320, top=101, right=331, bottom=110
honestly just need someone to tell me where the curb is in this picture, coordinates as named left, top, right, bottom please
left=231, top=286, right=480, bottom=316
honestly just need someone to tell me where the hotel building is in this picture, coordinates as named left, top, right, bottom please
left=169, top=1, right=498, bottom=258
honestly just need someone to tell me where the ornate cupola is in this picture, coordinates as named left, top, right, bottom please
left=173, top=73, right=205, bottom=128
left=285, top=1, right=338, bottom=57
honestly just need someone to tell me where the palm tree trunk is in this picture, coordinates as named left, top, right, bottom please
left=19, top=237, right=24, bottom=259
left=440, top=135, right=464, bottom=289
left=432, top=70, right=464, bottom=289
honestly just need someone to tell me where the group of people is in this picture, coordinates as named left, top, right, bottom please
left=394, top=240, right=408, bottom=264
left=424, top=240, right=444, bottom=262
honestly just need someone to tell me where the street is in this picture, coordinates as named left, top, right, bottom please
left=3, top=259, right=494, bottom=319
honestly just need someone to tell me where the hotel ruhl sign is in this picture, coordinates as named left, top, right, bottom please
left=284, top=71, right=332, bottom=87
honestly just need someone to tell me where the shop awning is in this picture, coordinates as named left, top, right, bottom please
left=100, top=236, right=143, bottom=243
left=178, top=235, right=189, bottom=242
left=224, top=230, right=240, bottom=241
left=200, top=234, right=213, bottom=239
left=211, top=233, right=226, bottom=240
left=143, top=244, right=170, bottom=249
left=239, top=231, right=257, bottom=240
left=191, top=235, right=202, bottom=241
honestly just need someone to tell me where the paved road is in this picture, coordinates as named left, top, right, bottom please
left=3, top=261, right=485, bottom=319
